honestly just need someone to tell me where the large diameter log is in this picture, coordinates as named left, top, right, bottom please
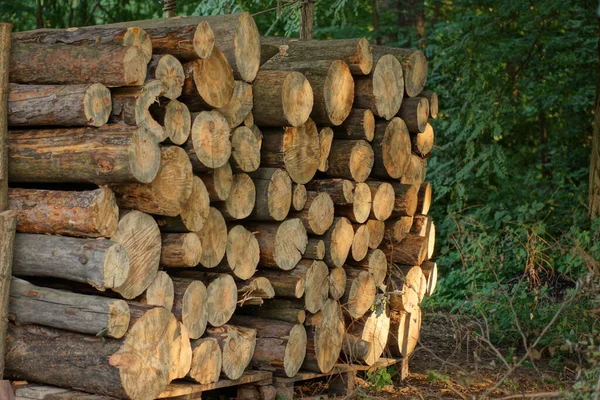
left=391, top=183, right=419, bottom=218
left=9, top=187, right=118, bottom=238
left=223, top=225, right=259, bottom=280
left=371, top=117, right=411, bottom=179
left=205, top=325, right=257, bottom=380
left=334, top=108, right=375, bottom=141
left=147, top=54, right=184, bottom=100
left=347, top=248, right=387, bottom=288
left=139, top=271, right=174, bottom=311
left=385, top=216, right=414, bottom=243
left=188, top=338, right=222, bottom=384
left=318, top=126, right=334, bottom=172
left=172, top=278, right=208, bottom=340
left=346, top=305, right=391, bottom=365
left=150, top=99, right=191, bottom=145
left=342, top=270, right=377, bottom=320
left=111, top=211, right=162, bottom=299
left=186, top=110, right=232, bottom=170
left=292, top=183, right=308, bottom=211
left=412, top=123, right=434, bottom=156
left=248, top=168, right=292, bottom=221
left=421, top=260, right=438, bottom=296
left=388, top=308, right=422, bottom=357
left=230, top=126, right=260, bottom=172
left=366, top=181, right=395, bottom=221
left=289, top=191, right=334, bottom=235
left=261, top=119, right=320, bottom=184
left=155, top=175, right=210, bottom=233
left=354, top=54, right=403, bottom=120
left=366, top=219, right=385, bottom=249
left=418, top=91, right=438, bottom=119
left=197, top=163, right=232, bottom=202
left=302, top=299, right=345, bottom=373
left=252, top=70, right=313, bottom=127
left=196, top=208, right=228, bottom=268
left=382, top=234, right=428, bottom=265
left=8, top=83, right=111, bottom=127
left=304, top=238, right=325, bottom=260
left=112, top=146, right=193, bottom=217
left=236, top=299, right=306, bottom=324
left=217, top=173, right=256, bottom=220
left=336, top=182, right=371, bottom=224
left=237, top=277, right=275, bottom=306
left=351, top=224, right=370, bottom=262
left=230, top=315, right=307, bottom=378
left=398, top=97, right=428, bottom=133
left=244, top=219, right=307, bottom=270
left=374, top=46, right=427, bottom=98
left=160, top=233, right=202, bottom=268
left=306, top=179, right=354, bottom=206
left=417, top=182, right=433, bottom=215
left=10, top=43, right=147, bottom=86
left=8, top=124, right=160, bottom=184
left=326, top=140, right=374, bottom=183
left=329, top=267, right=347, bottom=300
left=401, top=154, right=427, bottom=186
left=323, top=217, right=354, bottom=268
left=7, top=308, right=172, bottom=399
left=12, top=234, right=129, bottom=291
left=9, top=277, right=130, bottom=339
left=216, top=81, right=253, bottom=128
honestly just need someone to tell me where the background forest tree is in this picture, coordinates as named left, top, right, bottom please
left=2, top=0, right=600, bottom=395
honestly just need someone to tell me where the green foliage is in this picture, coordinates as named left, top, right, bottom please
left=366, top=366, right=395, bottom=391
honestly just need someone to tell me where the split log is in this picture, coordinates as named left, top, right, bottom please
left=252, top=70, right=313, bottom=127
left=329, top=267, right=347, bottom=300
left=248, top=168, right=292, bottom=222
left=347, top=248, right=387, bottom=288
left=421, top=260, right=438, bottom=296
left=318, top=126, right=334, bottom=172
left=390, top=183, right=419, bottom=218
left=417, top=182, right=432, bottom=215
left=215, top=80, right=253, bottom=128
left=306, top=179, right=354, bottom=206
left=171, top=278, right=208, bottom=339
left=160, top=233, right=202, bottom=268
left=364, top=181, right=394, bottom=221
left=204, top=274, right=238, bottom=327
left=196, top=207, right=228, bottom=268
left=12, top=234, right=129, bottom=291
left=8, top=187, right=118, bottom=238
left=354, top=54, right=403, bottom=119
left=155, top=175, right=210, bottom=233
left=230, top=316, right=307, bottom=378
left=5, top=307, right=172, bottom=400
left=205, top=325, right=257, bottom=380
left=111, top=211, right=162, bottom=299
left=346, top=305, right=391, bottom=365
left=9, top=277, right=130, bottom=339
left=412, top=123, right=434, bottom=156
left=418, top=91, right=438, bottom=119
left=351, top=224, right=370, bottom=262
left=111, top=146, right=193, bottom=217
left=385, top=215, right=414, bottom=243
left=138, top=270, right=174, bottom=311
left=230, top=126, right=260, bottom=172
left=304, top=238, right=325, bottom=260
left=382, top=235, right=428, bottom=265
left=323, top=217, right=354, bottom=268
left=397, top=97, right=428, bottom=133
left=388, top=308, right=421, bottom=357
left=243, top=219, right=307, bottom=270
left=401, top=154, right=427, bottom=185
left=8, top=83, right=111, bottom=127
left=371, top=117, right=411, bottom=179
left=261, top=119, right=320, bottom=184
left=223, top=225, right=260, bottom=280
left=150, top=99, right=191, bottom=145
left=366, top=219, right=385, bottom=249
left=289, top=191, right=334, bottom=235
left=302, top=299, right=345, bottom=373
left=342, top=270, right=377, bottom=320
left=292, top=183, right=308, bottom=211
left=335, top=182, right=372, bottom=224
left=188, top=338, right=222, bottom=384
left=110, top=80, right=166, bottom=141
left=236, top=277, right=275, bottom=306
left=8, top=124, right=160, bottom=184
left=146, top=54, right=184, bottom=100
left=334, top=108, right=375, bottom=141
left=186, top=110, right=231, bottom=170
left=217, top=173, right=256, bottom=220
left=237, top=299, right=306, bottom=324
left=197, top=163, right=232, bottom=202
left=10, top=43, right=147, bottom=86
left=326, top=139, right=374, bottom=182
left=374, top=47, right=427, bottom=98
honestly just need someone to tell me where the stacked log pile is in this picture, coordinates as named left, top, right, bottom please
left=3, top=12, right=438, bottom=400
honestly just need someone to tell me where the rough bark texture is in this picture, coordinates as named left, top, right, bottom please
left=385, top=215, right=414, bottom=243
left=421, top=260, right=438, bottom=296
left=0, top=215, right=16, bottom=378
left=382, top=234, right=428, bottom=265
left=388, top=308, right=421, bottom=357
left=160, top=233, right=202, bottom=267
left=236, top=299, right=306, bottom=324
left=401, top=153, right=427, bottom=185
left=417, top=182, right=432, bottom=215
left=418, top=91, right=438, bottom=119
left=243, top=219, right=307, bottom=270
left=391, top=183, right=419, bottom=218
left=397, top=97, right=428, bottom=133
left=306, top=179, right=354, bottom=206
left=354, top=54, right=403, bottom=119
left=326, top=140, right=374, bottom=182
left=304, top=238, right=325, bottom=260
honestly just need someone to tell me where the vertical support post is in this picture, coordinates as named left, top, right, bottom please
left=300, top=0, right=315, bottom=40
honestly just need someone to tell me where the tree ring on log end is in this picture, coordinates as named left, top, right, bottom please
left=206, top=274, right=237, bottom=327
left=304, top=260, right=330, bottom=313
left=197, top=207, right=227, bottom=268
left=348, top=140, right=374, bottom=182
left=129, top=127, right=161, bottom=184
left=193, top=21, right=216, bottom=59
left=274, top=218, right=308, bottom=270
left=353, top=183, right=372, bottom=224
left=405, top=50, right=428, bottom=97
left=313, top=299, right=345, bottom=373
left=355, top=38, right=374, bottom=75
left=282, top=119, right=320, bottom=184
left=327, top=217, right=354, bottom=268
left=268, top=169, right=292, bottom=221
left=226, top=225, right=259, bottom=280
left=192, top=110, right=231, bottom=169
left=83, top=83, right=111, bottom=127
left=235, top=12, right=261, bottom=82
left=165, top=100, right=191, bottom=145
left=192, top=48, right=235, bottom=108
left=324, top=60, right=354, bottom=126
left=122, top=46, right=148, bottom=86
left=383, top=117, right=411, bottom=179
left=122, top=27, right=153, bottom=63
left=282, top=71, right=314, bottom=128
left=372, top=54, right=403, bottom=119
left=284, top=324, right=308, bottom=377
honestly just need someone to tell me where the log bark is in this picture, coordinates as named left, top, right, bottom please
left=335, top=182, right=372, bottom=224
left=346, top=306, right=391, bottom=365
left=306, top=179, right=354, bottom=206
left=138, top=270, right=174, bottom=311
left=160, top=233, right=202, bottom=268
left=292, top=183, right=308, bottom=211
left=390, top=183, right=419, bottom=218
left=171, top=278, right=208, bottom=339
left=217, top=173, right=256, bottom=220
left=325, top=140, right=374, bottom=183
left=8, top=83, right=111, bottom=127
left=417, top=182, right=432, bottom=215
left=388, top=308, right=421, bottom=357
left=188, top=338, right=222, bottom=384
left=236, top=299, right=306, bottom=324
left=243, top=219, right=307, bottom=270
left=418, top=91, right=438, bottom=119
left=323, top=217, right=354, bottom=268
left=289, top=191, right=334, bottom=235
left=421, top=260, right=438, bottom=296
left=185, top=110, right=231, bottom=170
left=334, top=108, right=375, bottom=141
left=318, top=126, right=334, bottom=172
left=112, top=146, right=193, bottom=217
left=236, top=277, right=275, bottom=306
left=248, top=168, right=292, bottom=221
left=150, top=99, right=191, bottom=145
left=347, top=248, right=387, bottom=288
left=155, top=175, right=210, bottom=233
left=302, top=299, right=345, bottom=373
left=354, top=54, right=403, bottom=119
left=410, top=215, right=431, bottom=237
left=412, top=123, right=434, bottom=156
left=383, top=234, right=428, bottom=266
left=8, top=124, right=161, bottom=184
left=230, top=126, right=260, bottom=172
left=401, top=153, right=426, bottom=185
left=196, top=207, right=228, bottom=268
left=253, top=270, right=304, bottom=300
left=205, top=325, right=257, bottom=380
left=398, top=97, right=428, bottom=133
left=9, top=277, right=130, bottom=339
left=197, top=163, right=232, bottom=202
left=304, top=238, right=325, bottom=260
left=261, top=119, right=320, bottom=184
left=214, top=80, right=253, bottom=128
left=385, top=215, right=414, bottom=243
left=341, top=334, right=371, bottom=363
left=252, top=70, right=313, bottom=128
left=329, top=267, right=347, bottom=301
left=371, top=117, right=411, bottom=179
left=8, top=187, right=118, bottom=238
left=366, top=219, right=385, bottom=249
left=374, top=46, right=427, bottom=98
left=223, top=225, right=260, bottom=280
left=341, top=270, right=377, bottom=319
left=146, top=54, right=184, bottom=100
left=351, top=224, right=371, bottom=262
left=12, top=234, right=129, bottom=292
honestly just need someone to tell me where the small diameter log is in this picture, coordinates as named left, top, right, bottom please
left=10, top=43, right=147, bottom=86
left=417, top=182, right=433, bottom=215
left=230, top=315, right=307, bottom=378
left=304, top=238, right=325, bottom=260
left=205, top=325, right=257, bottom=380
left=306, top=179, right=354, bottom=206
left=244, top=219, right=308, bottom=271
left=382, top=234, right=428, bottom=266
left=412, top=123, right=434, bottom=156
left=411, top=215, right=431, bottom=237
left=186, top=110, right=231, bottom=170
left=421, top=260, right=438, bottom=296
left=12, top=234, right=129, bottom=291
left=196, top=207, right=228, bottom=268
left=346, top=305, right=391, bottom=365
left=146, top=54, right=185, bottom=100
left=197, top=163, right=232, bottom=202
left=326, top=140, right=374, bottom=183
left=111, top=146, right=193, bottom=217
left=366, top=219, right=385, bottom=249
left=188, top=338, right=222, bottom=384
left=302, top=299, right=345, bottom=373
left=388, top=265, right=422, bottom=313
left=248, top=168, right=292, bottom=221
left=111, top=211, right=162, bottom=299
left=366, top=181, right=395, bottom=221
left=398, top=97, right=428, bottom=133
left=289, top=191, right=334, bottom=235
left=110, top=80, right=166, bottom=142
left=261, top=119, right=320, bottom=184
left=9, top=277, right=130, bottom=339
left=354, top=54, right=403, bottom=120
left=401, top=154, right=426, bottom=186
left=216, top=81, right=253, bottom=128
left=224, top=225, right=260, bottom=280
left=160, top=233, right=202, bottom=267
left=292, top=183, right=308, bottom=211
left=230, top=126, right=260, bottom=172
left=205, top=274, right=238, bottom=327
left=334, top=108, right=375, bottom=141
left=318, top=126, right=334, bottom=172
left=155, top=175, right=210, bottom=233
left=371, top=117, right=411, bottom=179
left=180, top=48, right=234, bottom=110
left=253, top=270, right=304, bottom=300
left=150, top=99, right=191, bottom=145
left=237, top=299, right=306, bottom=324
left=351, top=224, right=370, bottom=262
left=385, top=215, right=414, bottom=243
left=374, top=47, right=427, bottom=98
left=336, top=182, right=372, bottom=224
left=217, top=173, right=256, bottom=220
left=388, top=308, right=421, bottom=357
left=138, top=270, right=174, bottom=311
left=418, top=91, right=438, bottom=119
left=237, top=277, right=275, bottom=306
left=329, top=267, right=347, bottom=300
left=426, top=223, right=436, bottom=260
left=323, top=217, right=354, bottom=268
left=391, top=183, right=419, bottom=218
left=347, top=248, right=388, bottom=288
left=342, top=270, right=377, bottom=320
left=5, top=307, right=172, bottom=400
left=252, top=70, right=313, bottom=127
left=8, top=124, right=160, bottom=184
left=172, top=278, right=208, bottom=339
left=8, top=83, right=111, bottom=127
left=9, top=187, right=118, bottom=238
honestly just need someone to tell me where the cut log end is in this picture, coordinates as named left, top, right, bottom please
left=351, top=224, right=370, bottom=262
left=189, top=337, right=222, bottom=384
left=283, top=71, right=314, bottom=127
left=266, top=169, right=293, bottom=221
left=371, top=54, right=404, bottom=119
left=324, top=60, right=355, bottom=126
left=217, top=80, right=253, bottom=128
left=352, top=182, right=372, bottom=224
left=180, top=175, right=211, bottom=233
left=304, top=238, right=325, bottom=260
left=234, top=13, right=261, bottom=82
left=404, top=50, right=428, bottom=98
left=305, top=299, right=345, bottom=373
left=199, top=162, right=233, bottom=202
left=292, top=184, right=307, bottom=211
left=283, top=119, right=320, bottom=184
left=164, top=100, right=191, bottom=145
left=318, top=127, right=334, bottom=172
left=173, top=278, right=208, bottom=339
left=366, top=219, right=385, bottom=249
left=398, top=97, right=429, bottom=133
left=417, top=182, right=432, bottom=215
left=160, top=233, right=202, bottom=267
left=231, top=126, right=260, bottom=172
left=374, top=117, right=411, bottom=179
left=207, top=325, right=257, bottom=380
left=194, top=21, right=216, bottom=59
left=275, top=218, right=308, bottom=270
left=122, top=46, right=149, bottom=86
left=197, top=207, right=228, bottom=268
left=83, top=83, right=112, bottom=127
left=226, top=225, right=260, bottom=280
left=192, top=47, right=235, bottom=108
left=223, top=173, right=256, bottom=220
left=207, top=274, right=238, bottom=327
left=329, top=267, right=347, bottom=300
left=191, top=110, right=232, bottom=169
left=142, top=270, right=174, bottom=311
left=355, top=38, right=374, bottom=75
left=389, top=308, right=421, bottom=357
left=371, top=182, right=395, bottom=221
left=152, top=54, right=185, bottom=100
left=343, top=271, right=377, bottom=320
left=131, top=127, right=162, bottom=184
left=420, top=91, right=438, bottom=119
left=306, top=192, right=335, bottom=235
left=325, top=217, right=354, bottom=268
left=304, top=260, right=330, bottom=313
left=413, top=123, right=434, bottom=157
left=355, top=308, right=391, bottom=365
left=121, top=26, right=153, bottom=63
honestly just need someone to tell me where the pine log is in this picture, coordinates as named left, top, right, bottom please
left=335, top=182, right=372, bottom=224
left=248, top=168, right=292, bottom=221
left=217, top=173, right=255, bottom=220
left=418, top=91, right=438, bottom=119
left=389, top=264, right=424, bottom=305
left=417, top=182, right=432, bottom=215
left=8, top=187, right=118, bottom=238
left=10, top=43, right=147, bottom=86
left=253, top=270, right=304, bottom=300
left=382, top=234, right=428, bottom=265
left=243, top=219, right=307, bottom=270
left=341, top=270, right=377, bottom=320
left=329, top=266, right=347, bottom=300
left=306, top=179, right=354, bottom=206
left=236, top=277, right=275, bottom=306
left=171, top=278, right=208, bottom=339
left=426, top=222, right=436, bottom=260
left=366, top=219, right=385, bottom=249
left=150, top=99, right=191, bottom=145
left=323, top=217, right=354, bottom=268
left=302, top=299, right=345, bottom=373
left=9, top=277, right=130, bottom=339
left=354, top=54, right=403, bottom=119
left=366, top=181, right=395, bottom=221
left=341, top=334, right=371, bottom=363
left=155, top=175, right=210, bottom=233
left=188, top=337, right=222, bottom=384
left=346, top=305, right=391, bottom=365
left=412, top=123, right=434, bottom=156
left=401, top=153, right=427, bottom=185
left=236, top=299, right=306, bottom=324
left=252, top=70, right=313, bottom=127
left=385, top=215, right=414, bottom=243
left=5, top=307, right=172, bottom=399
left=398, top=97, right=428, bottom=133
left=347, top=248, right=387, bottom=288
left=351, top=224, right=371, bottom=262
left=8, top=83, right=111, bottom=127
left=110, top=80, right=166, bottom=141
left=214, top=80, right=253, bottom=128
left=8, top=124, right=160, bottom=184
left=391, top=183, right=419, bottom=218
left=230, top=316, right=307, bottom=378
left=260, top=119, right=320, bottom=184
left=12, top=234, right=128, bottom=291
left=196, top=207, right=228, bottom=268
left=275, top=260, right=328, bottom=313
left=371, top=117, right=411, bottom=179
left=166, top=319, right=193, bottom=382
left=374, top=47, right=427, bottom=98
left=421, top=260, right=438, bottom=296
left=289, top=191, right=334, bottom=235
left=292, top=183, right=308, bottom=211
left=146, top=54, right=184, bottom=100
left=111, top=211, right=162, bottom=299
left=411, top=215, right=431, bottom=237
left=326, top=140, right=374, bottom=182
left=203, top=274, right=238, bottom=327
left=197, top=163, right=232, bottom=202
left=138, top=270, right=174, bottom=311
left=318, top=126, right=334, bottom=172
left=205, top=325, right=257, bottom=380
left=230, top=126, right=260, bottom=172
left=160, top=233, right=202, bottom=268
left=304, top=238, right=325, bottom=260
left=223, top=225, right=260, bottom=280
left=334, top=108, right=375, bottom=141
left=185, top=110, right=231, bottom=170
left=388, top=308, right=421, bottom=357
